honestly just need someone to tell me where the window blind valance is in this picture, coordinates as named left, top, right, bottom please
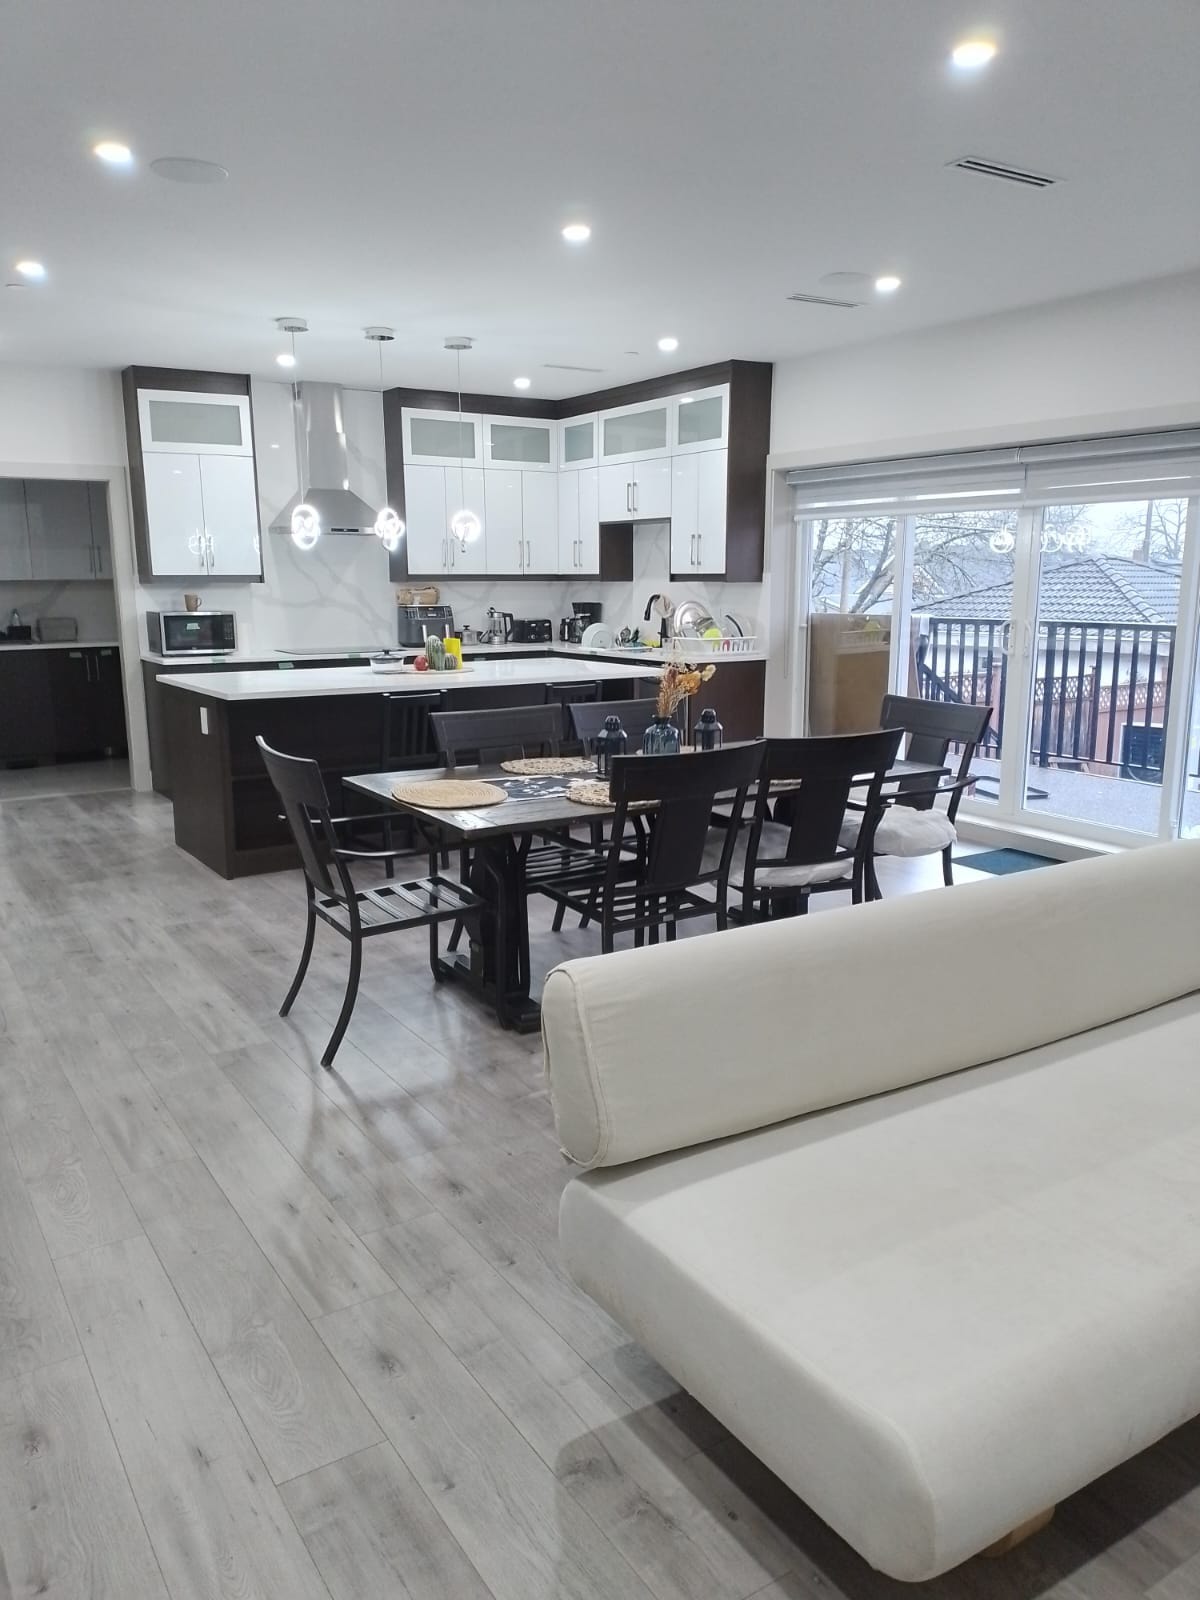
left=789, top=428, right=1200, bottom=517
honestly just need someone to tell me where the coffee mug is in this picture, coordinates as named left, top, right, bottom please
left=183, top=593, right=201, bottom=612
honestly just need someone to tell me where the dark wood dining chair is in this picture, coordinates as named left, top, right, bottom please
left=839, top=696, right=992, bottom=896
left=541, top=742, right=765, bottom=951
left=733, top=729, right=903, bottom=922
left=429, top=703, right=611, bottom=942
left=546, top=680, right=599, bottom=751
left=257, top=736, right=478, bottom=1068
left=569, top=697, right=663, bottom=755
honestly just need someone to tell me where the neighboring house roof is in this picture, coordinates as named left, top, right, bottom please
left=921, top=557, right=1181, bottom=626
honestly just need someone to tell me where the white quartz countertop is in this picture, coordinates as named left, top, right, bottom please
left=1, top=639, right=120, bottom=652
left=159, top=657, right=663, bottom=702
left=143, top=640, right=768, bottom=666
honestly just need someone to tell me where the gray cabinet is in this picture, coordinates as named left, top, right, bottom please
left=0, top=477, right=113, bottom=581
left=0, top=482, right=33, bottom=580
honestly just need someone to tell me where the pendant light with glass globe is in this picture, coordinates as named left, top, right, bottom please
left=363, top=327, right=406, bottom=552
left=276, top=317, right=321, bottom=550
left=445, top=336, right=481, bottom=549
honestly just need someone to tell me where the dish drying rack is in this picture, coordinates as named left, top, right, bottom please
left=667, top=633, right=757, bottom=657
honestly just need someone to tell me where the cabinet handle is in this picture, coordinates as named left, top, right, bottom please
left=526, top=539, right=531, bottom=569
left=198, top=535, right=205, bottom=570
left=625, top=482, right=631, bottom=514
left=633, top=480, right=639, bottom=514
left=518, top=537, right=524, bottom=570
left=697, top=533, right=703, bottom=567
left=87, top=546, right=95, bottom=576
left=95, top=545, right=102, bottom=575
left=690, top=535, right=696, bottom=566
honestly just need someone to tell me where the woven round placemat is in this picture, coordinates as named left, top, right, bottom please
left=500, top=756, right=593, bottom=775
left=567, top=780, right=653, bottom=809
left=391, top=778, right=507, bottom=807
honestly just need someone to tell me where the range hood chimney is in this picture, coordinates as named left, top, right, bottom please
left=270, top=382, right=378, bottom=535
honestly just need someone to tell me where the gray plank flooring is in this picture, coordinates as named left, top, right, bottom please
left=0, top=785, right=1197, bottom=1598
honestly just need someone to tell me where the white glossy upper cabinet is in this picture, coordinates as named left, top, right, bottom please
left=483, top=416, right=555, bottom=471
left=558, top=469, right=600, bottom=573
left=200, top=455, right=261, bottom=576
left=484, top=470, right=524, bottom=573
left=404, top=464, right=449, bottom=574
left=670, top=449, right=728, bottom=574
left=558, top=414, right=598, bottom=469
left=143, top=453, right=207, bottom=575
left=632, top=455, right=672, bottom=520
left=446, top=467, right=487, bottom=575
left=672, top=384, right=729, bottom=454
left=521, top=472, right=559, bottom=573
left=403, top=408, right=483, bottom=468
left=599, top=400, right=670, bottom=465
left=138, top=390, right=253, bottom=455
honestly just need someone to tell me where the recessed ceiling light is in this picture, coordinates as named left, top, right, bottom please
left=276, top=352, right=296, bottom=369
left=513, top=376, right=531, bottom=390
left=93, top=140, right=133, bottom=166
left=874, top=275, right=902, bottom=294
left=14, top=260, right=46, bottom=281
left=150, top=156, right=229, bottom=184
left=951, top=38, right=997, bottom=68
left=657, top=336, right=679, bottom=353
left=561, top=222, right=591, bottom=244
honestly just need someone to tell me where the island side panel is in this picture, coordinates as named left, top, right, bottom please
left=164, top=686, right=238, bottom=876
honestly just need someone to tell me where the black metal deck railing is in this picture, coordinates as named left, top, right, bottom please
left=917, top=618, right=1177, bottom=779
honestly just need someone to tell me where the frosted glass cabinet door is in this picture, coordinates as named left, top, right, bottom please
left=143, top=453, right=207, bottom=574
left=484, top=417, right=555, bottom=470
left=403, top=409, right=483, bottom=468
left=559, top=414, right=597, bottom=468
left=403, top=464, right=449, bottom=573
left=672, top=385, right=729, bottom=454
left=200, top=455, right=262, bottom=576
left=600, top=402, right=670, bottom=464
left=138, top=390, right=253, bottom=455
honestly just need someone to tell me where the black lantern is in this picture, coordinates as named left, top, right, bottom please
left=695, top=707, right=724, bottom=750
left=596, top=714, right=628, bottom=777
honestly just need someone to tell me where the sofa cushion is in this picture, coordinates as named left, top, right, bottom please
left=560, top=993, right=1200, bottom=1580
left=543, top=840, right=1200, bottom=1168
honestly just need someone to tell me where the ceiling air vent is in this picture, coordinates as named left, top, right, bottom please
left=542, top=362, right=606, bottom=374
left=786, top=292, right=863, bottom=310
left=948, top=155, right=1058, bottom=189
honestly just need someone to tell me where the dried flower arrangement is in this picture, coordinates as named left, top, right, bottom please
left=656, top=661, right=716, bottom=718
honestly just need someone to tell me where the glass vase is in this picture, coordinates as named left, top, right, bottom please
left=642, top=715, right=682, bottom=755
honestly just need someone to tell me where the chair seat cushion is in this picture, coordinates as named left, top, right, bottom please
left=840, top=805, right=957, bottom=857
left=560, top=992, right=1200, bottom=1580
left=733, top=857, right=851, bottom=892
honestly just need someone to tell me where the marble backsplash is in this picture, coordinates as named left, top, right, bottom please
left=0, top=579, right=118, bottom=642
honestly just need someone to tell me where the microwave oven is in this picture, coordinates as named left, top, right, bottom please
left=146, top=610, right=237, bottom=655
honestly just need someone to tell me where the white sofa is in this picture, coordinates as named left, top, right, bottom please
left=542, top=842, right=1200, bottom=1582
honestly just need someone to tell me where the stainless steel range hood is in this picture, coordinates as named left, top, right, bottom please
left=270, top=382, right=378, bottom=535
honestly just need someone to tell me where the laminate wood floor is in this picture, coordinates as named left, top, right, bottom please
left=0, top=790, right=1191, bottom=1599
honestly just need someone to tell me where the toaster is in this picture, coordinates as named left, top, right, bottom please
left=510, top=618, right=553, bottom=644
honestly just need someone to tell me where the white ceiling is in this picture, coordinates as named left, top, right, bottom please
left=2, top=0, right=1198, bottom=397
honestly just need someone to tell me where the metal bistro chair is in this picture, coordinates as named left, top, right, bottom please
left=838, top=696, right=992, bottom=897
left=541, top=742, right=764, bottom=951
left=257, top=737, right=479, bottom=1068
left=430, top=704, right=615, bottom=942
left=733, top=729, right=903, bottom=922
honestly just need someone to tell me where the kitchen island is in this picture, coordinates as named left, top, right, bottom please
left=161, top=658, right=660, bottom=877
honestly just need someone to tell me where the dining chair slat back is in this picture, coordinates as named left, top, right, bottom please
left=879, top=695, right=992, bottom=814
left=257, top=735, right=344, bottom=900
left=569, top=698, right=663, bottom=755
left=763, top=729, right=904, bottom=866
left=431, top=704, right=562, bottom=769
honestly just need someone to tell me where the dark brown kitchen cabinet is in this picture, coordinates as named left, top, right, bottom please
left=47, top=647, right=128, bottom=759
left=0, top=651, right=54, bottom=761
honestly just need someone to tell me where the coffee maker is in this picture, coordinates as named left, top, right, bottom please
left=559, top=600, right=601, bottom=644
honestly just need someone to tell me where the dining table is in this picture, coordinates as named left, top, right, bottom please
left=344, top=752, right=949, bottom=1034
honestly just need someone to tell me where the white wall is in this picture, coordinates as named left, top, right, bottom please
left=769, top=268, right=1200, bottom=465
